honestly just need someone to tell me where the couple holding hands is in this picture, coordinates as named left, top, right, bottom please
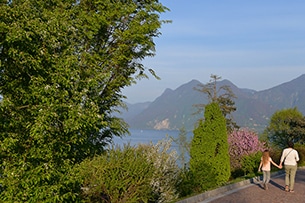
left=258, top=141, right=299, bottom=192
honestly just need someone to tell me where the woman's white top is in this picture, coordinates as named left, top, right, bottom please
left=280, top=148, right=299, bottom=166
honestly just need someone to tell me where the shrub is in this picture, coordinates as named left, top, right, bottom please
left=78, top=138, right=179, bottom=203
left=78, top=146, right=154, bottom=202
left=137, top=138, right=179, bottom=202
left=175, top=168, right=197, bottom=198
left=241, top=152, right=261, bottom=176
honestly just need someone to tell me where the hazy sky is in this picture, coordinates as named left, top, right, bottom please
left=123, top=0, right=305, bottom=103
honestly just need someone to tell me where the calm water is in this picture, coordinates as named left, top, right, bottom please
left=112, top=129, right=193, bottom=148
left=112, top=129, right=193, bottom=167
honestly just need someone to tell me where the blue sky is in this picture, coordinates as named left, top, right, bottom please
left=123, top=0, right=305, bottom=103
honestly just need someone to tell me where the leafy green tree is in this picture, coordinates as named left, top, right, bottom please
left=264, top=108, right=305, bottom=148
left=0, top=0, right=168, bottom=201
left=194, top=74, right=238, bottom=133
left=190, top=102, right=230, bottom=190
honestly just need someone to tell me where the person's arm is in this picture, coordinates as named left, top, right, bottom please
left=270, top=159, right=280, bottom=168
left=258, top=160, right=263, bottom=172
left=279, top=161, right=283, bottom=169
left=295, top=151, right=300, bottom=162
left=279, top=150, right=285, bottom=169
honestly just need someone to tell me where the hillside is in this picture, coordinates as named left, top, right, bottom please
left=121, top=74, right=305, bottom=133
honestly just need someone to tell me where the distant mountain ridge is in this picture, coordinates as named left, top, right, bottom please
left=121, top=74, right=305, bottom=133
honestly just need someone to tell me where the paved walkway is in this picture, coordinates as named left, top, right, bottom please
left=205, top=168, right=305, bottom=203
left=177, top=168, right=305, bottom=203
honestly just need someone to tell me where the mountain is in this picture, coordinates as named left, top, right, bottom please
left=121, top=74, right=305, bottom=133
left=124, top=102, right=151, bottom=119
left=125, top=79, right=204, bottom=130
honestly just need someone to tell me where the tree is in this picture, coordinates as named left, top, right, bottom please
left=194, top=74, right=238, bottom=133
left=172, top=126, right=191, bottom=168
left=190, top=102, right=230, bottom=190
left=228, top=128, right=265, bottom=170
left=0, top=0, right=169, bottom=201
left=264, top=108, right=305, bottom=149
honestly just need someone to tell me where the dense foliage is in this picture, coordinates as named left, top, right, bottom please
left=0, top=0, right=168, bottom=201
left=264, top=108, right=305, bottom=148
left=228, top=128, right=265, bottom=170
left=190, top=102, right=230, bottom=191
left=78, top=139, right=179, bottom=203
left=240, top=152, right=262, bottom=176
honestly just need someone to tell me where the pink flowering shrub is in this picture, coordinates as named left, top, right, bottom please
left=228, top=128, right=266, bottom=171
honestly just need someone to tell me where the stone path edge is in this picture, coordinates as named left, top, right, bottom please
left=175, top=169, right=286, bottom=203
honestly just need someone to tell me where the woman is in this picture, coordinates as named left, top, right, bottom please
left=258, top=149, right=280, bottom=190
left=279, top=141, right=299, bottom=193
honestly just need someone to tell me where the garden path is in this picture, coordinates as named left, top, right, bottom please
left=204, top=168, right=305, bottom=203
left=177, top=168, right=305, bottom=203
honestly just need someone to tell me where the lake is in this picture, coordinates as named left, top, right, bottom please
left=112, top=129, right=194, bottom=166
left=112, top=129, right=193, bottom=148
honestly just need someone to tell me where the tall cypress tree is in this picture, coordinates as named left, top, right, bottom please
left=190, top=102, right=230, bottom=190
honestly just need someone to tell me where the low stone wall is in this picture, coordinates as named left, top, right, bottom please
left=176, top=170, right=285, bottom=203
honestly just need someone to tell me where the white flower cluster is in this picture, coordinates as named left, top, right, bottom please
left=138, top=136, right=179, bottom=203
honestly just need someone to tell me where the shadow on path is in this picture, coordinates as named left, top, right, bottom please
left=269, top=179, right=285, bottom=191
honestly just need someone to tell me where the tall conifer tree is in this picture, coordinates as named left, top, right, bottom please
left=190, top=102, right=230, bottom=190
